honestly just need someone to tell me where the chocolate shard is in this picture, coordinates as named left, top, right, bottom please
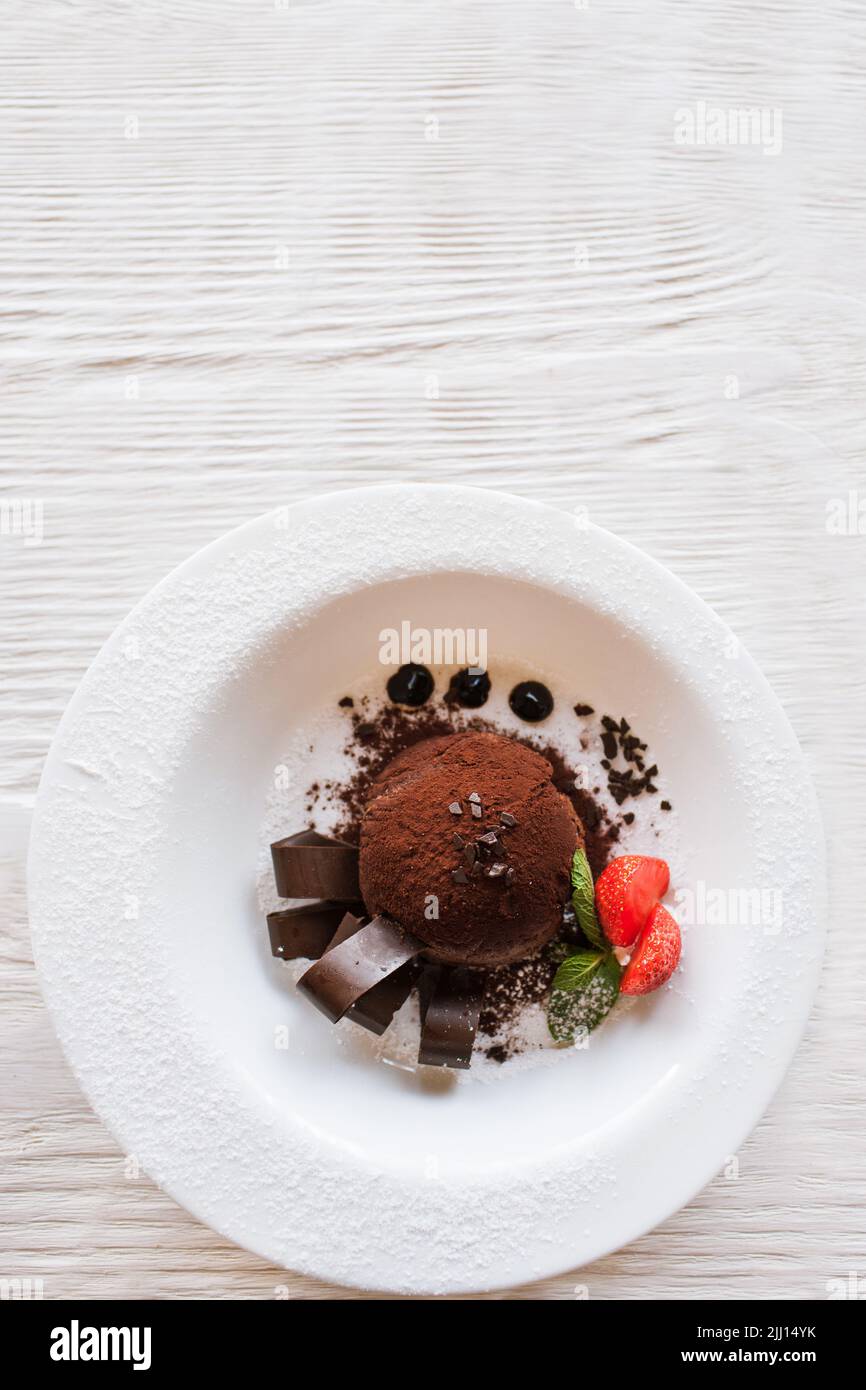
left=271, top=829, right=360, bottom=901
left=266, top=901, right=359, bottom=961
left=500, top=811, right=517, bottom=828
left=418, top=966, right=485, bottom=1069
left=448, top=801, right=462, bottom=817
left=298, top=915, right=424, bottom=1025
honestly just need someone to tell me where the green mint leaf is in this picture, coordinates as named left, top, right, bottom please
left=571, top=846, right=604, bottom=949
left=547, top=953, right=622, bottom=1044
left=552, top=949, right=603, bottom=992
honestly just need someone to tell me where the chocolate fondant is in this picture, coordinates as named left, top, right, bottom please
left=359, top=731, right=582, bottom=967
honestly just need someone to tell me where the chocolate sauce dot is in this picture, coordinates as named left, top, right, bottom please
left=448, top=667, right=491, bottom=708
left=509, top=680, right=554, bottom=722
left=386, top=663, right=434, bottom=707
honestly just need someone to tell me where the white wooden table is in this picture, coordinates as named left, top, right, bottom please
left=2, top=0, right=864, bottom=1300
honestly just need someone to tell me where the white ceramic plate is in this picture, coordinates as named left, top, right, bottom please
left=28, top=484, right=825, bottom=1294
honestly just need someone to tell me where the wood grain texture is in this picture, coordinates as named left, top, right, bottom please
left=1, top=0, right=865, bottom=1299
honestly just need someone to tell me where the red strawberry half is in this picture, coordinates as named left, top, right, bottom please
left=620, top=902, right=681, bottom=995
left=595, top=854, right=670, bottom=947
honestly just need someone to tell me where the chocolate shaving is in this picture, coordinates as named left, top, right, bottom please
left=271, top=829, right=360, bottom=901
left=597, top=715, right=663, bottom=806
left=297, top=914, right=424, bottom=1024
left=266, top=901, right=356, bottom=961
left=418, top=966, right=485, bottom=1069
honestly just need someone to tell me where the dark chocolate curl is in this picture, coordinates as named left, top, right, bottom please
left=267, top=901, right=356, bottom=961
left=418, top=966, right=485, bottom=1069
left=271, top=829, right=360, bottom=901
left=298, top=915, right=424, bottom=1024
left=350, top=960, right=420, bottom=1036
left=417, top=964, right=442, bottom=1023
left=317, top=911, right=420, bottom=1035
